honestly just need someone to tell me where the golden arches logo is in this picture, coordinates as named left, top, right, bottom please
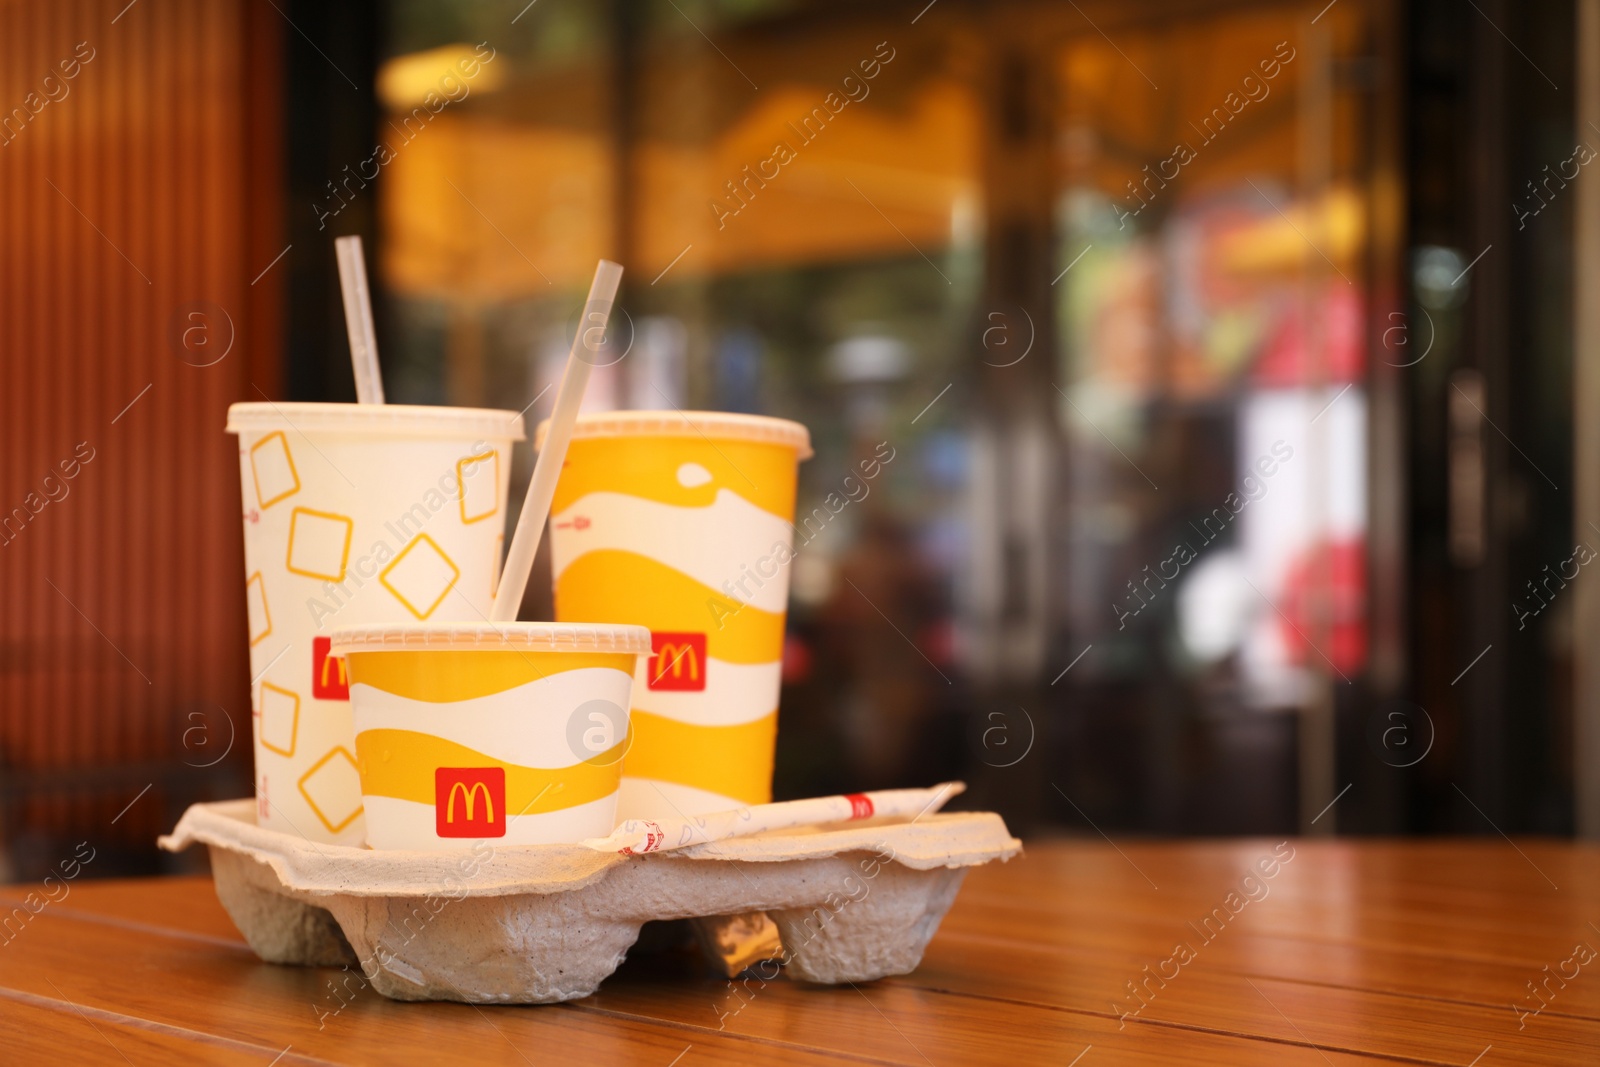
left=656, top=643, right=699, bottom=681
left=446, top=780, right=494, bottom=824
left=311, top=636, right=349, bottom=700
left=648, top=631, right=707, bottom=692
left=434, top=767, right=505, bottom=837
left=320, top=655, right=347, bottom=690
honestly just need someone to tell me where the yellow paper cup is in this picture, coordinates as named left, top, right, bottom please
left=227, top=403, right=524, bottom=845
left=537, top=411, right=812, bottom=821
left=329, top=622, right=651, bottom=849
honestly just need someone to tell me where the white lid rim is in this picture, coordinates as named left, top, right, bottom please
left=226, top=402, right=528, bottom=441
left=328, top=621, right=652, bottom=656
left=534, top=410, right=812, bottom=459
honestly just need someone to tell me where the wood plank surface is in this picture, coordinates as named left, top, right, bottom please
left=3, top=839, right=1598, bottom=1064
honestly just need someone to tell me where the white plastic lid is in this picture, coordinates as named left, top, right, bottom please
left=329, top=621, right=652, bottom=657
left=227, top=402, right=526, bottom=442
left=535, top=410, right=812, bottom=459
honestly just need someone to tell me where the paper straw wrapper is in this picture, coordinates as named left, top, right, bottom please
left=579, top=782, right=966, bottom=854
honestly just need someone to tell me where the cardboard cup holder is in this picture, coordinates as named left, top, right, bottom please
left=160, top=800, right=1022, bottom=1004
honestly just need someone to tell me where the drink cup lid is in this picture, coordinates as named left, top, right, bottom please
left=534, top=410, right=811, bottom=459
left=227, top=402, right=526, bottom=441
left=329, top=621, right=651, bottom=657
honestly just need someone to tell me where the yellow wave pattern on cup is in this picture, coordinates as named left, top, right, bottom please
left=354, top=730, right=625, bottom=813
left=550, top=426, right=803, bottom=814
left=550, top=433, right=797, bottom=518
left=621, top=710, right=778, bottom=805
left=556, top=552, right=783, bottom=664
left=344, top=648, right=637, bottom=847
left=349, top=649, right=633, bottom=702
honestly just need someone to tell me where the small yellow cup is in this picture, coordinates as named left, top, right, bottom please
left=329, top=622, right=651, bottom=849
left=538, top=411, right=811, bottom=821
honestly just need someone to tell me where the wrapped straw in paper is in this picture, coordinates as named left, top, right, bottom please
left=580, top=782, right=965, bottom=855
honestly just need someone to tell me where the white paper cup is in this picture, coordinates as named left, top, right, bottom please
left=329, top=622, right=651, bottom=849
left=228, top=403, right=525, bottom=844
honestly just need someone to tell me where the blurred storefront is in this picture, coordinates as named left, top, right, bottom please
left=275, top=0, right=1578, bottom=839
left=339, top=0, right=1402, bottom=835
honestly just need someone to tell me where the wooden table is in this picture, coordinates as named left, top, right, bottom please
left=2, top=839, right=1597, bottom=1064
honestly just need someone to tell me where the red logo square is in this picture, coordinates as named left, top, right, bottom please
left=312, top=636, right=349, bottom=700
left=648, top=631, right=707, bottom=691
left=435, top=767, right=506, bottom=838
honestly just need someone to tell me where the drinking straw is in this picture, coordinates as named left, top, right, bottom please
left=579, top=782, right=967, bottom=854
left=491, top=259, right=624, bottom=622
left=334, top=235, right=386, bottom=405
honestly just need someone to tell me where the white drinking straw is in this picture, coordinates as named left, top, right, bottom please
left=491, top=259, right=624, bottom=622
left=334, top=235, right=385, bottom=405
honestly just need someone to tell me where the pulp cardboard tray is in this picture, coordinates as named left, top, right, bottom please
left=159, top=800, right=1022, bottom=1004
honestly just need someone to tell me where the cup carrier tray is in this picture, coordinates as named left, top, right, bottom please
left=160, top=799, right=1022, bottom=1004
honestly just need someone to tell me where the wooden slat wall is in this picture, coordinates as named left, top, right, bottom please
left=0, top=0, right=279, bottom=861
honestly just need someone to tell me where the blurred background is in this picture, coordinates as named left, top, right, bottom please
left=1, top=0, right=1595, bottom=880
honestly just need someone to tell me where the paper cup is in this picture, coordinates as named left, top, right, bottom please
left=227, top=403, right=525, bottom=845
left=329, top=622, right=651, bottom=849
left=538, top=411, right=812, bottom=821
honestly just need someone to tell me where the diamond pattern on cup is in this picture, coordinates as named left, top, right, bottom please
left=286, top=507, right=353, bottom=582
left=245, top=572, right=272, bottom=646
left=298, top=746, right=362, bottom=834
left=457, top=450, right=500, bottom=524
left=249, top=431, right=301, bottom=510
left=257, top=681, right=300, bottom=758
left=380, top=533, right=461, bottom=619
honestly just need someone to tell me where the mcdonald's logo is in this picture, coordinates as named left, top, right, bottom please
left=648, top=631, right=706, bottom=692
left=311, top=636, right=349, bottom=700
left=435, top=767, right=505, bottom=838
